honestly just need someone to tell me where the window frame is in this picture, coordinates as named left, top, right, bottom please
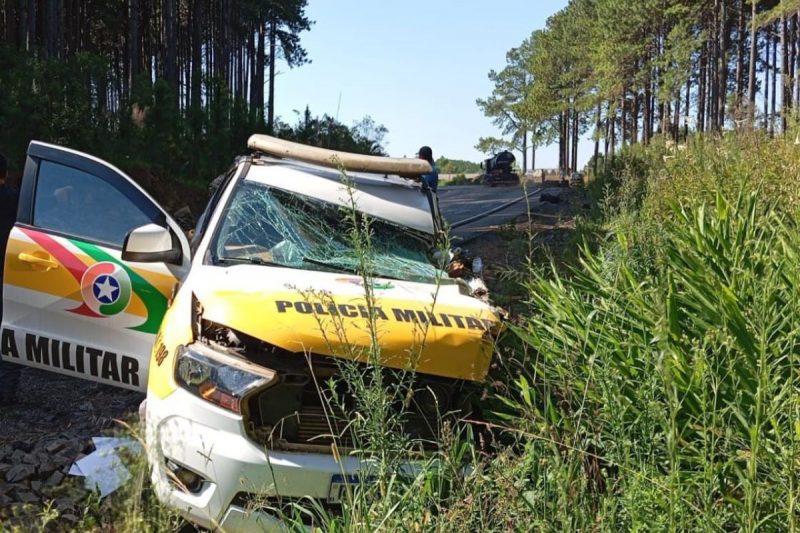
left=19, top=143, right=168, bottom=251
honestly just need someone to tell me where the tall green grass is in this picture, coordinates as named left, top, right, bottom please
left=505, top=132, right=800, bottom=531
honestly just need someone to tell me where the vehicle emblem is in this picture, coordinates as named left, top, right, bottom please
left=80, top=262, right=133, bottom=316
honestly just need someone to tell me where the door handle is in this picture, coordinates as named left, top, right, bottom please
left=18, top=252, right=61, bottom=271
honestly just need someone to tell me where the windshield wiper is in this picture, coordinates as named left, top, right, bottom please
left=217, top=256, right=298, bottom=269
left=302, top=257, right=401, bottom=281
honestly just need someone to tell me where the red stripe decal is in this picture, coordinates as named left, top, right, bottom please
left=20, top=228, right=90, bottom=283
left=18, top=228, right=102, bottom=317
left=70, top=303, right=101, bottom=317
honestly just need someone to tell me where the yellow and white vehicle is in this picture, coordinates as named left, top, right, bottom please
left=1, top=137, right=501, bottom=530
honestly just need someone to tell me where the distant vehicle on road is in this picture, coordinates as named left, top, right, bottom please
left=570, top=171, right=584, bottom=187
left=481, top=151, right=520, bottom=187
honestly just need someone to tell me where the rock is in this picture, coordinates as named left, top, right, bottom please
left=51, top=451, right=78, bottom=468
left=36, top=451, right=53, bottom=464
left=3, top=482, right=29, bottom=493
left=10, top=449, right=26, bottom=463
left=11, top=440, right=34, bottom=453
left=6, top=464, right=35, bottom=483
left=30, top=480, right=42, bottom=492
left=12, top=490, right=39, bottom=504
left=22, top=453, right=39, bottom=465
left=61, top=513, right=81, bottom=525
left=0, top=463, right=12, bottom=477
left=55, top=497, right=78, bottom=512
left=59, top=441, right=82, bottom=458
left=44, top=471, right=65, bottom=487
left=37, top=461, right=59, bottom=477
left=0, top=493, right=12, bottom=506
left=0, top=445, right=13, bottom=461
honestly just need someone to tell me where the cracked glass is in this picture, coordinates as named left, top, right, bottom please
left=209, top=181, right=441, bottom=283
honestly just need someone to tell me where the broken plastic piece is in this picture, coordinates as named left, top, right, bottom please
left=68, top=437, right=143, bottom=498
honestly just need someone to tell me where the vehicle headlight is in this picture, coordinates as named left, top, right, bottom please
left=175, top=343, right=276, bottom=413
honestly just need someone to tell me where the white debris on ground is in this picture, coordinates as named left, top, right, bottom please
left=68, top=437, right=143, bottom=497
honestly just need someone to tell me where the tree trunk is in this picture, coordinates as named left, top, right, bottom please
left=604, top=104, right=611, bottom=160
left=772, top=24, right=778, bottom=135
left=699, top=46, right=708, bottom=132
left=256, top=21, right=266, bottom=124
left=248, top=28, right=256, bottom=113
left=190, top=0, right=203, bottom=132
left=748, top=0, right=757, bottom=121
left=17, top=0, right=26, bottom=49
left=795, top=11, right=800, bottom=117
left=559, top=110, right=566, bottom=171
left=765, top=33, right=771, bottom=129
left=717, top=0, right=730, bottom=129
left=571, top=108, right=579, bottom=172
left=620, top=91, right=628, bottom=146
left=782, top=10, right=789, bottom=133
left=521, top=130, right=528, bottom=174
left=643, top=75, right=652, bottom=144
left=27, top=0, right=35, bottom=51
left=128, top=0, right=140, bottom=99
left=165, top=0, right=178, bottom=107
left=709, top=5, right=720, bottom=130
left=684, top=77, right=691, bottom=138
left=267, top=18, right=277, bottom=134
left=735, top=0, right=746, bottom=106
left=594, top=103, right=601, bottom=175
left=610, top=109, right=616, bottom=157
left=790, top=14, right=797, bottom=118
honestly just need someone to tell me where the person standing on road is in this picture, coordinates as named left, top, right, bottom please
left=418, top=146, right=439, bottom=193
left=0, top=153, right=21, bottom=405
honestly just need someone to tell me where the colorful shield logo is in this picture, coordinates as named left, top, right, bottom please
left=80, top=262, right=133, bottom=316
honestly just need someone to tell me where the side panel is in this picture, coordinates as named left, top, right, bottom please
left=1, top=141, right=191, bottom=392
left=1, top=227, right=179, bottom=391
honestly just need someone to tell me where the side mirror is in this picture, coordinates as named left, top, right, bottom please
left=122, top=224, right=181, bottom=264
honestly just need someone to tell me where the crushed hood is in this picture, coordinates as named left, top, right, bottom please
left=192, top=265, right=501, bottom=382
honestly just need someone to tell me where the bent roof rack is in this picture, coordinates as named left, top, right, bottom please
left=248, top=134, right=432, bottom=177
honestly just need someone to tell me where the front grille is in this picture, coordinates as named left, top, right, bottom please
left=294, top=404, right=354, bottom=448
left=244, top=381, right=447, bottom=451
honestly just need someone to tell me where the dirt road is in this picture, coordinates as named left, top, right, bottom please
left=438, top=183, right=564, bottom=242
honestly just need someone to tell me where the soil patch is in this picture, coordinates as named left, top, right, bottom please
left=466, top=185, right=588, bottom=313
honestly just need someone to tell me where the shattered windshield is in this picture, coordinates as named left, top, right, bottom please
left=209, top=180, right=441, bottom=283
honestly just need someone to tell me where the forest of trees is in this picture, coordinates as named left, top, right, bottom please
left=0, top=1, right=387, bottom=182
left=435, top=156, right=481, bottom=175
left=479, top=0, right=800, bottom=174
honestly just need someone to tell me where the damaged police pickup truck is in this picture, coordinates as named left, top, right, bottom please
left=0, top=136, right=502, bottom=530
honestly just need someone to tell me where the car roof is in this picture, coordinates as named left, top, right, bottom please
left=242, top=156, right=437, bottom=235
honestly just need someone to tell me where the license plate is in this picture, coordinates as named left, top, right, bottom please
left=328, top=474, right=373, bottom=503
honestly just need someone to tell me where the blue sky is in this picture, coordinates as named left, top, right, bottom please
left=274, top=0, right=592, bottom=169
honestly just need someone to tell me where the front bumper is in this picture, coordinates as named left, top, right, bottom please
left=145, top=388, right=367, bottom=531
